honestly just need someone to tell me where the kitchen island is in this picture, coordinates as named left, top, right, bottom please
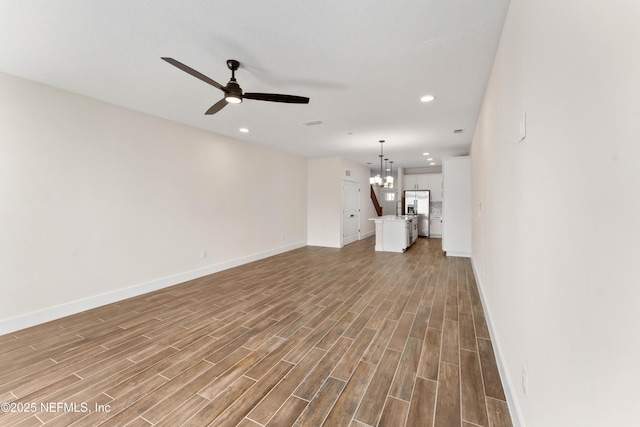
left=370, top=215, right=418, bottom=252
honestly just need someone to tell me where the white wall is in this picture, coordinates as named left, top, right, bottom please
left=307, top=157, right=342, bottom=247
left=307, top=156, right=375, bottom=247
left=404, top=166, right=443, bottom=174
left=0, top=72, right=307, bottom=333
left=471, top=1, right=640, bottom=426
left=377, top=188, right=399, bottom=216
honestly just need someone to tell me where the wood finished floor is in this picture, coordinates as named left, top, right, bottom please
left=0, top=237, right=513, bottom=427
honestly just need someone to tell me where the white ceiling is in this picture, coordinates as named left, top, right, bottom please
left=0, top=0, right=510, bottom=170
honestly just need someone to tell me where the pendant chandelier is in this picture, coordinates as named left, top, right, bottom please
left=386, top=160, right=395, bottom=187
left=370, top=140, right=394, bottom=188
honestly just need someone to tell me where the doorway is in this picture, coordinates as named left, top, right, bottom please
left=342, top=179, right=360, bottom=246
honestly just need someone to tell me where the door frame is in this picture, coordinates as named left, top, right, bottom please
left=341, top=178, right=361, bottom=247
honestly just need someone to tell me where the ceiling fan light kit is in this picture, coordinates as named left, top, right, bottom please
left=224, top=83, right=243, bottom=104
left=161, top=57, right=309, bottom=115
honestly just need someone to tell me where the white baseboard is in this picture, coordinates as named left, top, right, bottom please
left=307, top=240, right=342, bottom=248
left=0, top=241, right=307, bottom=336
left=470, top=257, right=525, bottom=427
left=446, top=251, right=471, bottom=258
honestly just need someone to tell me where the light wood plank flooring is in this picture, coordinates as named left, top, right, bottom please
left=0, top=237, right=513, bottom=426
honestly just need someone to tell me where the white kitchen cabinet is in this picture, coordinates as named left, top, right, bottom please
left=429, top=173, right=443, bottom=202
left=416, top=174, right=430, bottom=189
left=403, top=173, right=443, bottom=201
left=404, top=174, right=418, bottom=190
left=403, top=174, right=430, bottom=190
left=382, top=219, right=409, bottom=252
left=410, top=216, right=418, bottom=243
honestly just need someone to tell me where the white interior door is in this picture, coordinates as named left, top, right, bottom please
left=342, top=179, right=360, bottom=246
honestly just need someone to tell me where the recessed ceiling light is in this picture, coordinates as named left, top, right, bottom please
left=420, top=95, right=435, bottom=103
left=427, top=158, right=433, bottom=161
left=430, top=162, right=436, bottom=165
left=422, top=152, right=430, bottom=156
left=239, top=127, right=250, bottom=133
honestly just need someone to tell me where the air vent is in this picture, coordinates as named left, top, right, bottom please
left=302, top=120, right=323, bottom=126
left=453, top=128, right=464, bottom=134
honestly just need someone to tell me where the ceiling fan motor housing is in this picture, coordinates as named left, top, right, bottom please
left=225, top=80, right=243, bottom=103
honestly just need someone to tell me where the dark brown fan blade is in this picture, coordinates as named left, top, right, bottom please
left=205, top=99, right=228, bottom=115
left=161, top=57, right=226, bottom=92
left=244, top=93, right=310, bottom=104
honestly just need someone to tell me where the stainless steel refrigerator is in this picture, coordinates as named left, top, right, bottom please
left=404, top=190, right=430, bottom=237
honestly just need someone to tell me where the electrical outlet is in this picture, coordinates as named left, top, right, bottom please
left=201, top=250, right=207, bottom=259
left=522, top=365, right=528, bottom=396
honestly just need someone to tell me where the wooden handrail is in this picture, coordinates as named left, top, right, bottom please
left=370, top=185, right=383, bottom=216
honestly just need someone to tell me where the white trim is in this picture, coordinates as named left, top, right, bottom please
left=445, top=251, right=471, bottom=258
left=307, top=240, right=342, bottom=248
left=471, top=257, right=525, bottom=427
left=0, top=241, right=306, bottom=336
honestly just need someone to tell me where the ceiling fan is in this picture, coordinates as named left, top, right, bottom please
left=161, top=57, right=310, bottom=115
